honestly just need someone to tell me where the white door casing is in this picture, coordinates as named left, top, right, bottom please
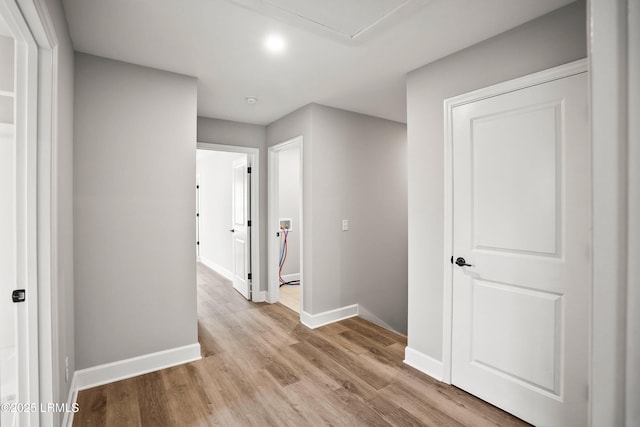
left=231, top=157, right=251, bottom=299
left=267, top=136, right=304, bottom=308
left=196, top=143, right=261, bottom=302
left=0, top=0, right=51, bottom=424
left=445, top=61, right=590, bottom=426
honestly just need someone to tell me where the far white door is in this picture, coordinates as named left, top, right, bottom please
left=231, top=158, right=251, bottom=299
left=450, top=70, right=589, bottom=426
left=195, top=175, right=200, bottom=257
left=0, top=123, right=18, bottom=427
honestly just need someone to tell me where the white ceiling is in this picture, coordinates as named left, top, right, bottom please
left=234, top=0, right=416, bottom=40
left=61, top=0, right=575, bottom=125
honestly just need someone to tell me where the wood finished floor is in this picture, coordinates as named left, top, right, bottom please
left=73, top=263, right=529, bottom=426
left=278, top=284, right=300, bottom=313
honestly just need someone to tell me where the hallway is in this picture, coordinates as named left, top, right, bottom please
left=72, top=263, right=528, bottom=426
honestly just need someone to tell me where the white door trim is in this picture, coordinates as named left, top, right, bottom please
left=196, top=142, right=262, bottom=301
left=625, top=2, right=640, bottom=424
left=268, top=136, right=303, bottom=313
left=589, top=1, right=639, bottom=425
left=0, top=0, right=57, bottom=425
left=442, top=58, right=588, bottom=384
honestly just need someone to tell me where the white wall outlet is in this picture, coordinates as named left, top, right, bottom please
left=342, top=219, right=349, bottom=231
left=279, top=218, right=292, bottom=230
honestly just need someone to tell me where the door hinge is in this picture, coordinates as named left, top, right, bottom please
left=196, top=213, right=199, bottom=217
left=12, top=289, right=26, bottom=303
left=196, top=185, right=199, bottom=189
left=196, top=241, right=200, bottom=245
left=248, top=220, right=252, bottom=227
left=247, top=167, right=252, bottom=174
left=248, top=273, right=252, bottom=280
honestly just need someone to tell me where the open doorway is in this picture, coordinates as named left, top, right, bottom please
left=196, top=143, right=261, bottom=301
left=268, top=137, right=303, bottom=314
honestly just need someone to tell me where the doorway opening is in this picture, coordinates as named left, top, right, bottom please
left=195, top=143, right=261, bottom=302
left=268, top=137, right=303, bottom=314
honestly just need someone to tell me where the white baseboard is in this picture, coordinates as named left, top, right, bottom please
left=301, top=304, right=359, bottom=329
left=199, top=257, right=233, bottom=281
left=252, top=290, right=267, bottom=302
left=61, top=343, right=200, bottom=427
left=282, top=273, right=300, bottom=282
left=74, top=343, right=201, bottom=391
left=404, top=346, right=444, bottom=382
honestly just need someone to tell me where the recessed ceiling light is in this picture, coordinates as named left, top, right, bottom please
left=245, top=96, right=258, bottom=104
left=264, top=34, right=285, bottom=53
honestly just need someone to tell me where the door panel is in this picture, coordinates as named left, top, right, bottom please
left=0, top=123, right=17, bottom=427
left=451, top=72, right=589, bottom=426
left=471, top=280, right=562, bottom=394
left=232, top=158, right=251, bottom=299
left=472, top=102, right=560, bottom=255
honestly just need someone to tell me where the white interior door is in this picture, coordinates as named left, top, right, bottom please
left=231, top=157, right=251, bottom=299
left=0, top=122, right=18, bottom=427
left=195, top=175, right=200, bottom=258
left=450, top=72, right=589, bottom=426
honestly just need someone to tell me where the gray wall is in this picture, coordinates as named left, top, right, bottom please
left=0, top=35, right=12, bottom=124
left=74, top=54, right=198, bottom=368
left=312, top=105, right=408, bottom=332
left=44, top=0, right=76, bottom=420
left=406, top=1, right=587, bottom=360
left=196, top=150, right=245, bottom=274
left=268, top=104, right=408, bottom=333
left=197, top=117, right=269, bottom=291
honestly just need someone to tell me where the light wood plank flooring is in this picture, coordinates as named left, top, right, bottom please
left=278, top=284, right=300, bottom=313
left=73, top=263, right=529, bottom=426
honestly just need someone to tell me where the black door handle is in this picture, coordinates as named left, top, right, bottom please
left=455, top=257, right=473, bottom=267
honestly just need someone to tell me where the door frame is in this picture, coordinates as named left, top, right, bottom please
left=442, top=59, right=588, bottom=384
left=196, top=142, right=262, bottom=301
left=0, top=0, right=58, bottom=425
left=0, top=0, right=61, bottom=424
left=268, top=136, right=303, bottom=312
left=589, top=1, right=639, bottom=424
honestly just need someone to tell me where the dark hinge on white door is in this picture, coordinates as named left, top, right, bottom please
left=12, top=289, right=26, bottom=303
